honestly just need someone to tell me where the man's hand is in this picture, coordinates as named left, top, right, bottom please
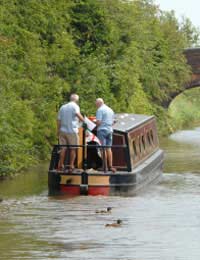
left=82, top=122, right=88, bottom=130
left=96, top=120, right=101, bottom=126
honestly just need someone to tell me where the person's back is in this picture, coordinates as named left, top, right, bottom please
left=58, top=101, right=80, bottom=134
left=57, top=94, right=84, bottom=172
left=96, top=104, right=114, bottom=132
left=95, top=98, right=116, bottom=173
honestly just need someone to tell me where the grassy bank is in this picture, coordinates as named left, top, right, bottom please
left=168, top=88, right=200, bottom=132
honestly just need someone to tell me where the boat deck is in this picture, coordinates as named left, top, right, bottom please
left=49, top=168, right=132, bottom=175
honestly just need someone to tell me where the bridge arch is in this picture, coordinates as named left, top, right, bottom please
left=162, top=47, right=200, bottom=108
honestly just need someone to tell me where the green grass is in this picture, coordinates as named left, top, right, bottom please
left=168, top=87, right=200, bottom=131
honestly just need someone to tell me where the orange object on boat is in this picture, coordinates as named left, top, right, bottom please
left=88, top=116, right=96, bottom=122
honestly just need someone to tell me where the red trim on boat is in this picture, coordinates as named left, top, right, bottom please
left=60, top=185, right=80, bottom=195
left=60, top=185, right=110, bottom=196
left=88, top=186, right=110, bottom=196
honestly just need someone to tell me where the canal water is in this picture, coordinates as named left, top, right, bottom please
left=1, top=128, right=200, bottom=260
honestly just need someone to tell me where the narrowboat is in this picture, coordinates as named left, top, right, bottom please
left=48, top=114, right=164, bottom=196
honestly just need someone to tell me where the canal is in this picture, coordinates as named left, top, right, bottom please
left=0, top=128, right=200, bottom=260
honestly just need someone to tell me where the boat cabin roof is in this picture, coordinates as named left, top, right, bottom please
left=113, top=113, right=154, bottom=133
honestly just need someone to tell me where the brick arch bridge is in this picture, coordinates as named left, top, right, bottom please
left=162, top=47, right=200, bottom=108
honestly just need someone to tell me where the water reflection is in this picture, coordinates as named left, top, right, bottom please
left=0, top=163, right=48, bottom=199
left=0, top=129, right=200, bottom=259
left=160, top=128, right=200, bottom=173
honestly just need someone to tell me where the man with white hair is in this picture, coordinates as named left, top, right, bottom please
left=57, top=94, right=84, bottom=172
left=95, top=98, right=116, bottom=172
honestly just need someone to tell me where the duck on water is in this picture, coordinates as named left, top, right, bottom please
left=48, top=113, right=164, bottom=196
left=105, top=219, right=123, bottom=228
left=95, top=207, right=112, bottom=214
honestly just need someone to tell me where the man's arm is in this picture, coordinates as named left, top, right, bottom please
left=76, top=112, right=84, bottom=122
left=96, top=109, right=102, bottom=127
left=112, top=113, right=116, bottom=125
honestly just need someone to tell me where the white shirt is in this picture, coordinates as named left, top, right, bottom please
left=96, top=104, right=114, bottom=132
left=58, top=101, right=80, bottom=133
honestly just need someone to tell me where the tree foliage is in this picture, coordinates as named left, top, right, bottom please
left=0, top=0, right=199, bottom=176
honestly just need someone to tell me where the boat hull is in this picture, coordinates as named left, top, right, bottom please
left=48, top=149, right=164, bottom=196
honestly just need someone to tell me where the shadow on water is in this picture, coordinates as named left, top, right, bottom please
left=1, top=128, right=200, bottom=259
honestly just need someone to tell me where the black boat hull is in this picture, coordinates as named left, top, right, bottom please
left=48, top=149, right=164, bottom=196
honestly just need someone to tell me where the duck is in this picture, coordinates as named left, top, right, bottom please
left=95, top=207, right=112, bottom=214
left=105, top=219, right=122, bottom=227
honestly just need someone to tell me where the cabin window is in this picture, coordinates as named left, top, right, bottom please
left=147, top=131, right=151, bottom=146
left=132, top=140, right=137, bottom=159
left=139, top=137, right=142, bottom=154
left=138, top=135, right=145, bottom=155
left=146, top=129, right=154, bottom=147
left=141, top=135, right=145, bottom=150
left=150, top=129, right=154, bottom=145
